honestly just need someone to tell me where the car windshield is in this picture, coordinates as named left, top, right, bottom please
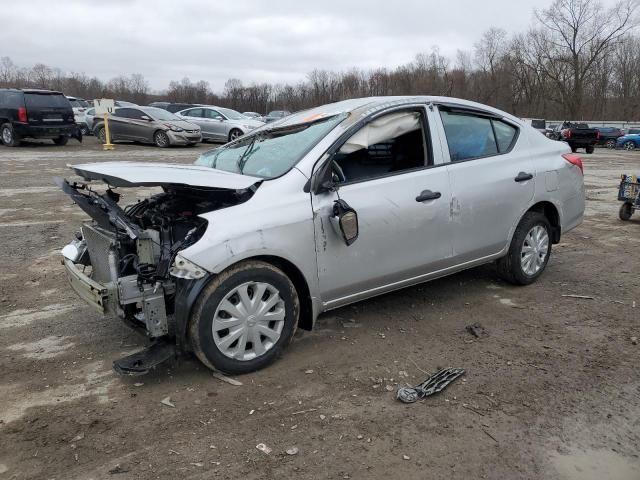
left=68, top=99, right=82, bottom=108
left=218, top=107, right=244, bottom=120
left=142, top=107, right=180, bottom=121
left=194, top=114, right=345, bottom=178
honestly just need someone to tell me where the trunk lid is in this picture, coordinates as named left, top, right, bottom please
left=70, top=162, right=261, bottom=189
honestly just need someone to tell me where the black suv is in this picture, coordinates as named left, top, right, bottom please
left=0, top=88, right=80, bottom=146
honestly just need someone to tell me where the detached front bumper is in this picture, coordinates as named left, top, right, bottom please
left=63, top=258, right=110, bottom=312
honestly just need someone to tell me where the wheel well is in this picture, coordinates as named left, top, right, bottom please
left=527, top=201, right=561, bottom=243
left=228, top=128, right=242, bottom=140
left=251, top=255, right=314, bottom=331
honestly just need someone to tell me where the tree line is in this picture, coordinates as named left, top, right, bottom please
left=1, top=0, right=638, bottom=120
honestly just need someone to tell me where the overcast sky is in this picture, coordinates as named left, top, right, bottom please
left=0, top=0, right=621, bottom=92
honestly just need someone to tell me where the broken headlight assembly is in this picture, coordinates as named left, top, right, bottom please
left=169, top=254, right=207, bottom=280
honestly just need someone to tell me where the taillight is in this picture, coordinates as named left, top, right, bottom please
left=17, top=106, right=27, bottom=123
left=562, top=153, right=583, bottom=174
left=596, top=131, right=601, bottom=139
left=562, top=128, right=571, bottom=139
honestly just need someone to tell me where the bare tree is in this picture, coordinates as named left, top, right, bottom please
left=531, top=0, right=638, bottom=118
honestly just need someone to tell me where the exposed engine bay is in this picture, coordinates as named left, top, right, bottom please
left=58, top=178, right=254, bottom=340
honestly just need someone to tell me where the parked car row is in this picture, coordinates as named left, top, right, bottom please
left=543, top=120, right=640, bottom=152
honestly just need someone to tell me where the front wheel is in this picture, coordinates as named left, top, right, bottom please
left=228, top=129, right=243, bottom=142
left=497, top=212, right=552, bottom=285
left=154, top=130, right=170, bottom=148
left=53, top=136, right=68, bottom=146
left=189, top=260, right=299, bottom=374
left=606, top=138, right=616, bottom=149
left=624, top=141, right=636, bottom=151
left=96, top=126, right=107, bottom=144
left=619, top=203, right=633, bottom=221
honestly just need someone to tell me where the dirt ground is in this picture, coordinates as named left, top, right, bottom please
left=0, top=137, right=639, bottom=480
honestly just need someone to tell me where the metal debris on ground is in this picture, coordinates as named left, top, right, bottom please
left=286, top=447, right=299, bottom=455
left=466, top=322, right=487, bottom=338
left=212, top=372, right=243, bottom=386
left=160, top=396, right=175, bottom=408
left=256, top=443, right=272, bottom=454
left=561, top=294, right=595, bottom=300
left=396, top=367, right=465, bottom=404
left=108, top=464, right=129, bottom=475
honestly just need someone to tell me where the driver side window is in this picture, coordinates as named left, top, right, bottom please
left=332, top=110, right=431, bottom=184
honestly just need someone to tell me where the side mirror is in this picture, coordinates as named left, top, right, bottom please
left=332, top=199, right=358, bottom=246
left=140, top=115, right=151, bottom=121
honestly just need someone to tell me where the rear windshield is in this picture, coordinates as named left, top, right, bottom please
left=25, top=93, right=71, bottom=110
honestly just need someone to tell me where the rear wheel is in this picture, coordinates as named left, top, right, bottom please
left=585, top=145, right=594, bottom=154
left=606, top=138, right=616, bottom=149
left=619, top=203, right=633, bottom=221
left=570, top=144, right=577, bottom=153
left=79, top=124, right=89, bottom=136
left=497, top=212, right=552, bottom=285
left=53, top=136, right=68, bottom=146
left=189, top=260, right=299, bottom=374
left=624, top=141, right=636, bottom=151
left=154, top=130, right=170, bottom=148
left=228, top=129, right=242, bottom=142
left=1, top=123, right=20, bottom=147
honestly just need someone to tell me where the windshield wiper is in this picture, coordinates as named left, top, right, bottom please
left=236, top=133, right=261, bottom=174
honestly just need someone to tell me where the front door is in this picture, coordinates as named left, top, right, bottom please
left=311, top=107, right=453, bottom=307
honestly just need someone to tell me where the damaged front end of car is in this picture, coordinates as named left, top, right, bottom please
left=57, top=162, right=260, bottom=374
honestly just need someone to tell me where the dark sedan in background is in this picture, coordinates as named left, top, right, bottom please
left=594, top=126, right=625, bottom=148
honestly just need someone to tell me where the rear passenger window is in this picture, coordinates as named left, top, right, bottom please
left=440, top=110, right=518, bottom=162
left=493, top=121, right=517, bottom=152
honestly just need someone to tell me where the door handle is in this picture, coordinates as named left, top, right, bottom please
left=415, top=190, right=442, bottom=202
left=515, top=172, right=534, bottom=182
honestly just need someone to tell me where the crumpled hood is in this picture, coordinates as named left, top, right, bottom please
left=70, top=162, right=261, bottom=189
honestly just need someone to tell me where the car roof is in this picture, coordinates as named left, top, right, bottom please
left=269, top=96, right=525, bottom=129
left=0, top=88, right=63, bottom=94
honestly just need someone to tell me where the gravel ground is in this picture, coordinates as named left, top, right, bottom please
left=0, top=137, right=639, bottom=480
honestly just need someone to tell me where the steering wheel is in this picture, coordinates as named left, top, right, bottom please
left=331, top=160, right=346, bottom=183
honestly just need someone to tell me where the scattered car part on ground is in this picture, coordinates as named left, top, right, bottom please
left=618, top=174, right=639, bottom=221
left=396, top=367, right=466, bottom=403
left=93, top=106, right=201, bottom=147
left=466, top=322, right=487, bottom=338
left=176, top=106, right=263, bottom=142
left=60, top=96, right=585, bottom=375
left=0, top=88, right=81, bottom=146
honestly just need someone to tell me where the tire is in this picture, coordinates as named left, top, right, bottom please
left=1, top=123, right=20, bottom=147
left=53, top=136, right=68, bottom=146
left=95, top=126, right=107, bottom=144
left=585, top=145, right=594, bottom=154
left=606, top=138, right=616, bottom=149
left=619, top=203, right=633, bottom=221
left=189, top=260, right=299, bottom=374
left=624, top=141, right=636, bottom=151
left=228, top=129, right=243, bottom=142
left=80, top=124, right=89, bottom=136
left=570, top=144, right=577, bottom=153
left=496, top=212, right=552, bottom=286
left=154, top=130, right=170, bottom=148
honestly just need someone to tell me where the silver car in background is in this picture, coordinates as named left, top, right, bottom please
left=60, top=96, right=584, bottom=375
left=176, top=106, right=264, bottom=142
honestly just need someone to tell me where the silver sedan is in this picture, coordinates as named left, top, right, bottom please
left=60, top=96, right=584, bottom=375
left=175, top=106, right=264, bottom=143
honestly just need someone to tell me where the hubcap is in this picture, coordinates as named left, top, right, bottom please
left=607, top=140, right=615, bottom=148
left=98, top=129, right=105, bottom=142
left=625, top=142, right=634, bottom=151
left=212, top=281, right=285, bottom=361
left=230, top=130, right=241, bottom=140
left=2, top=127, right=12, bottom=144
left=156, top=133, right=168, bottom=146
left=520, top=225, right=549, bottom=276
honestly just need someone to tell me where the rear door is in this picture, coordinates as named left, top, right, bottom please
left=24, top=92, right=74, bottom=127
left=435, top=106, right=534, bottom=262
